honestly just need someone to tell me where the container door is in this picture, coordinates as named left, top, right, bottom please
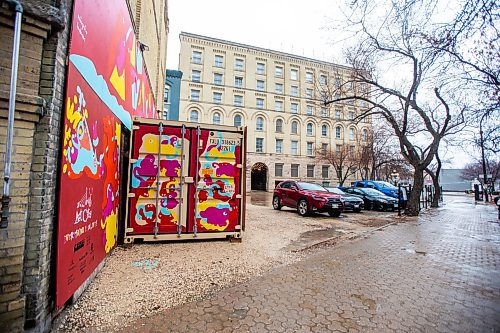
left=128, top=123, right=190, bottom=235
left=188, top=128, right=243, bottom=233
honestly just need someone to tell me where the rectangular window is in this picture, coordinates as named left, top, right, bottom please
left=291, top=103, right=298, bottom=114
left=348, top=111, right=354, bottom=120
left=335, top=110, right=341, bottom=119
left=322, top=181, right=330, bottom=187
left=275, top=66, right=283, bottom=77
left=291, top=164, right=299, bottom=177
left=235, top=76, right=243, bottom=88
left=190, top=89, right=200, bottom=101
left=306, top=72, right=313, bottom=83
left=320, top=108, right=328, bottom=117
left=275, top=139, right=283, bottom=153
left=192, top=51, right=202, bottom=64
left=275, top=100, right=283, bottom=112
left=256, top=80, right=265, bottom=91
left=307, top=142, right=313, bottom=156
left=322, top=165, right=329, bottom=178
left=257, top=62, right=266, bottom=74
left=335, top=77, right=341, bottom=87
left=291, top=141, right=298, bottom=155
left=275, top=83, right=283, bottom=94
left=291, top=86, right=298, bottom=97
left=215, top=55, right=224, bottom=67
left=234, top=95, right=243, bottom=106
left=256, top=98, right=264, bottom=109
left=306, top=88, right=313, bottom=98
left=214, top=73, right=223, bottom=85
left=307, top=165, right=315, bottom=178
left=213, top=92, right=222, bottom=104
left=290, top=69, right=298, bottom=80
left=320, top=74, right=327, bottom=85
left=306, top=105, right=313, bottom=115
left=192, top=70, right=201, bottom=82
left=321, top=143, right=328, bottom=155
left=275, top=163, right=283, bottom=177
left=360, top=100, right=367, bottom=107
left=256, top=138, right=264, bottom=153
left=235, top=58, right=244, bottom=70
left=336, top=144, right=341, bottom=153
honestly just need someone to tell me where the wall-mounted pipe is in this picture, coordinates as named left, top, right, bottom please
left=1, top=0, right=23, bottom=229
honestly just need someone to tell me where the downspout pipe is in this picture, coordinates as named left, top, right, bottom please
left=1, top=0, right=23, bottom=229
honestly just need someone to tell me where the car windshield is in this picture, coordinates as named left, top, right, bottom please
left=361, top=188, right=386, bottom=196
left=376, top=181, right=397, bottom=189
left=298, top=182, right=327, bottom=191
left=327, top=188, right=345, bottom=195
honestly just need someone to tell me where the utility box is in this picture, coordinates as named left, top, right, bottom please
left=125, top=117, right=246, bottom=242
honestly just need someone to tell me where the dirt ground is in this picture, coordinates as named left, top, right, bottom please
left=52, top=196, right=405, bottom=332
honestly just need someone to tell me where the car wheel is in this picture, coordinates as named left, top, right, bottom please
left=297, top=199, right=309, bottom=216
left=272, top=196, right=282, bottom=210
left=328, top=210, right=341, bottom=217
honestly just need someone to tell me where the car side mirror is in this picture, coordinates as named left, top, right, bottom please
left=290, top=186, right=298, bottom=191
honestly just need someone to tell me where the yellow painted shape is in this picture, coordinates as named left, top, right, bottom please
left=101, top=211, right=118, bottom=253
left=130, top=35, right=136, bottom=67
left=110, top=66, right=126, bottom=100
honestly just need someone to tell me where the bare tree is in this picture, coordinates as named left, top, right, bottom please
left=316, top=141, right=366, bottom=187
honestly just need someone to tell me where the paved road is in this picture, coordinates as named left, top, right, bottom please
left=122, top=195, right=500, bottom=332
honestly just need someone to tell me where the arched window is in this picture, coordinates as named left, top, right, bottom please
left=234, top=114, right=242, bottom=127
left=335, top=126, right=342, bottom=139
left=362, top=128, right=368, bottom=141
left=212, top=112, right=221, bottom=125
left=291, top=121, right=298, bottom=134
left=349, top=127, right=356, bottom=141
left=189, top=109, right=199, bottom=123
left=256, top=117, right=264, bottom=131
left=306, top=123, right=313, bottom=136
left=275, top=119, right=283, bottom=132
left=321, top=124, right=328, bottom=137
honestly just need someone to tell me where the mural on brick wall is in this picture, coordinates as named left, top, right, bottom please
left=56, top=0, right=156, bottom=308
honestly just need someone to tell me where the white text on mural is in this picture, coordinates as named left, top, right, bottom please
left=75, top=187, right=93, bottom=224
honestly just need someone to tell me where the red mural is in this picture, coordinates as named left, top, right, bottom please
left=56, top=0, right=156, bottom=308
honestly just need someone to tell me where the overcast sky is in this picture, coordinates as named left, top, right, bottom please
left=165, top=0, right=475, bottom=169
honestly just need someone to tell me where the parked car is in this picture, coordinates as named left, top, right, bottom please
left=343, top=187, right=399, bottom=211
left=348, top=180, right=404, bottom=200
left=325, top=187, right=364, bottom=212
left=273, top=181, right=344, bottom=217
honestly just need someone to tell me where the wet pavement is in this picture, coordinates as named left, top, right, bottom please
left=120, top=194, right=500, bottom=332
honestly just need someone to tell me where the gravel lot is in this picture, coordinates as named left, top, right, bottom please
left=52, top=200, right=403, bottom=332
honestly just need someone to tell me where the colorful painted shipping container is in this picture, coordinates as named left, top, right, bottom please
left=125, top=118, right=246, bottom=242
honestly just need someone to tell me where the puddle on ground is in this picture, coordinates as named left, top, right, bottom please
left=284, top=228, right=344, bottom=252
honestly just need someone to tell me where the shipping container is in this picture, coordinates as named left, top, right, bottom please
left=125, top=117, right=246, bottom=242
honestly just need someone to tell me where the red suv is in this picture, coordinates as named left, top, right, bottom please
left=273, top=181, right=344, bottom=217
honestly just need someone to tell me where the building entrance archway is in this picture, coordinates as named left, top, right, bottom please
left=251, top=162, right=268, bottom=191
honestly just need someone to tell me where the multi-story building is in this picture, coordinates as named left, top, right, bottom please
left=178, top=32, right=372, bottom=192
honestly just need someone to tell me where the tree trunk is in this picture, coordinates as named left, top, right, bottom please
left=406, top=168, right=424, bottom=216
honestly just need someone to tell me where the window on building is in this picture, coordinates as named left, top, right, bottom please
left=257, top=62, right=266, bottom=74
left=291, top=121, right=298, bottom=134
left=214, top=73, right=223, bottom=85
left=306, top=72, right=313, bottom=83
left=275, top=66, right=283, bottom=77
left=192, top=51, right=202, bottom=64
left=362, top=129, right=368, bottom=141
left=349, top=145, right=355, bottom=156
left=234, top=114, right=242, bottom=127
left=235, top=76, right=243, bottom=88
left=291, top=141, right=298, bottom=155
left=190, top=89, right=200, bottom=101
left=322, top=124, right=328, bottom=137
left=291, top=103, right=298, bottom=114
left=306, top=105, right=313, bottom=116
left=275, top=163, right=283, bottom=177
left=320, top=74, right=327, bottom=85
left=291, top=164, right=299, bottom=177
left=276, top=119, right=283, bottom=132
left=349, top=128, right=355, bottom=141
left=256, top=116, right=264, bottom=131
left=256, top=80, right=265, bottom=91
left=307, top=142, right=313, bottom=156
left=320, top=108, right=328, bottom=117
left=321, top=143, right=328, bottom=155
left=214, top=54, right=223, bottom=67
left=335, top=77, right=341, bottom=87
left=192, top=70, right=201, bottom=82
left=306, top=88, right=313, bottom=98
left=256, top=98, right=264, bottom=109
left=307, top=165, right=315, bottom=177
left=336, top=126, right=342, bottom=139
left=235, top=58, right=244, bottom=70
left=322, top=165, right=329, bottom=178
left=163, top=86, right=170, bottom=119
left=348, top=111, right=354, bottom=120
left=189, top=109, right=199, bottom=122
left=275, top=139, right=283, bottom=153
left=212, top=112, right=221, bottom=125
left=306, top=123, right=313, bottom=136
left=256, top=138, right=264, bottom=152
left=360, top=100, right=367, bottom=107
left=275, top=83, right=283, bottom=94
left=213, top=92, right=222, bottom=104
left=291, top=86, right=298, bottom=97
left=336, top=144, right=341, bottom=153
left=234, top=95, right=243, bottom=106
left=291, top=69, right=298, bottom=80
left=275, top=100, right=283, bottom=112
left=335, top=110, right=341, bottom=120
